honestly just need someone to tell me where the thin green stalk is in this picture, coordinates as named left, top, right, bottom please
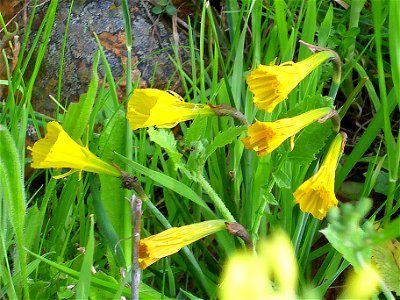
left=23, top=0, right=59, bottom=107
left=189, top=170, right=235, bottom=222
left=292, top=212, right=309, bottom=254
left=251, top=177, right=275, bottom=240
left=121, top=0, right=132, bottom=97
left=57, top=0, right=74, bottom=102
left=328, top=51, right=342, bottom=100
left=199, top=1, right=207, bottom=99
left=372, top=0, right=397, bottom=224
left=346, top=0, right=367, bottom=61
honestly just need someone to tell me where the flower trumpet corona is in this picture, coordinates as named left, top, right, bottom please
left=139, top=220, right=226, bottom=269
left=28, top=121, right=121, bottom=179
left=293, top=132, right=345, bottom=220
left=127, top=88, right=216, bottom=130
left=242, top=107, right=332, bottom=156
left=246, top=51, right=335, bottom=112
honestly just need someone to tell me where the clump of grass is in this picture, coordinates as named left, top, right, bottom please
left=0, top=1, right=398, bottom=299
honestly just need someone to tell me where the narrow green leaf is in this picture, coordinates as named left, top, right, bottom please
left=98, top=110, right=131, bottom=263
left=24, top=249, right=169, bottom=299
left=389, top=0, right=400, bottom=102
left=318, top=4, right=333, bottom=47
left=90, top=175, right=126, bottom=268
left=63, top=51, right=100, bottom=140
left=114, top=153, right=209, bottom=209
left=0, top=125, right=28, bottom=298
left=76, top=215, right=95, bottom=299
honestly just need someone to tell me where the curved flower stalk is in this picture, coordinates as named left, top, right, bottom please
left=139, top=220, right=226, bottom=269
left=242, top=107, right=332, bottom=156
left=126, top=88, right=216, bottom=130
left=246, top=51, right=335, bottom=112
left=293, top=132, right=346, bottom=220
left=28, top=121, right=121, bottom=179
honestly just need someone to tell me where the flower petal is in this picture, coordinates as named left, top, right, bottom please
left=126, top=89, right=215, bottom=130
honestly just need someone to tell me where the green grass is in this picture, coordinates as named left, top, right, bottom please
left=0, top=0, right=399, bottom=299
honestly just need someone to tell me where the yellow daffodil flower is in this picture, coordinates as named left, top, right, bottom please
left=242, top=107, right=332, bottom=156
left=246, top=51, right=335, bottom=112
left=293, top=132, right=345, bottom=219
left=339, top=264, right=380, bottom=299
left=126, top=88, right=215, bottom=130
left=28, top=121, right=121, bottom=179
left=219, top=229, right=298, bottom=299
left=139, top=220, right=226, bottom=269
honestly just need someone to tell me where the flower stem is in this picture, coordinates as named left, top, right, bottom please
left=209, top=103, right=249, bottom=126
left=329, top=52, right=342, bottom=100
left=193, top=172, right=236, bottom=222
left=131, top=195, right=142, bottom=300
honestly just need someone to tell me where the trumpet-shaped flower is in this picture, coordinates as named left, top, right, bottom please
left=293, top=133, right=345, bottom=220
left=28, top=121, right=121, bottom=179
left=126, top=88, right=216, bottom=130
left=242, top=107, right=332, bottom=156
left=139, top=220, right=226, bottom=269
left=246, top=51, right=334, bottom=112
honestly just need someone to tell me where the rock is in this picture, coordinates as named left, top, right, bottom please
left=30, top=0, right=184, bottom=115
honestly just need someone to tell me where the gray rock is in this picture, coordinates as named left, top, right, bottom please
left=30, top=0, right=184, bottom=115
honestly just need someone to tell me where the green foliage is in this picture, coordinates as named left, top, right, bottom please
left=321, top=198, right=375, bottom=271
left=1, top=0, right=399, bottom=298
left=151, top=0, right=177, bottom=16
left=0, top=125, right=28, bottom=298
left=372, top=239, right=400, bottom=296
left=148, top=127, right=182, bottom=167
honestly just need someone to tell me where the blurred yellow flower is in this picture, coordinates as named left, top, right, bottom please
left=139, top=220, right=226, bottom=269
left=126, top=88, right=215, bottom=130
left=339, top=264, right=380, bottom=300
left=219, top=229, right=298, bottom=300
left=28, top=121, right=121, bottom=179
left=293, top=132, right=345, bottom=219
left=242, top=107, right=331, bottom=156
left=246, top=51, right=334, bottom=112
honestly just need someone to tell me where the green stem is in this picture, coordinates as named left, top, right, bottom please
left=328, top=51, right=342, bottom=100
left=191, top=171, right=236, bottom=222
left=251, top=177, right=275, bottom=242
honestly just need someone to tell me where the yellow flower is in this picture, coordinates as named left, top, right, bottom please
left=126, top=88, right=215, bottom=130
left=28, top=121, right=121, bottom=179
left=219, top=229, right=298, bottom=300
left=139, top=220, right=226, bottom=269
left=242, top=107, right=332, bottom=156
left=246, top=51, right=334, bottom=112
left=293, top=132, right=345, bottom=220
left=339, top=264, right=380, bottom=300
